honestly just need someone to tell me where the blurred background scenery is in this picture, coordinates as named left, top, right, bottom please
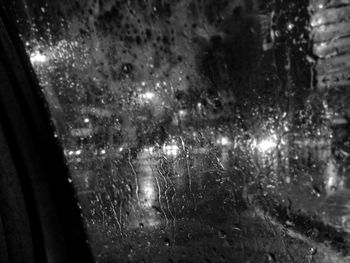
left=2, top=0, right=350, bottom=262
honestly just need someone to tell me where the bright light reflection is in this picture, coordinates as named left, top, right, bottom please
left=30, top=51, right=48, bottom=64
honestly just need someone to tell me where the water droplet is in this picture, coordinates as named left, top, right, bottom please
left=267, top=253, right=276, bottom=262
left=310, top=247, right=317, bottom=255
left=164, top=237, right=170, bottom=246
left=218, top=230, right=226, bottom=239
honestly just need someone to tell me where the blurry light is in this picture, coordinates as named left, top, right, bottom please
left=251, top=139, right=257, bottom=149
left=68, top=151, right=74, bottom=156
left=100, top=149, right=106, bottom=155
left=30, top=51, right=48, bottom=64
left=145, top=147, right=154, bottom=153
left=220, top=137, right=230, bottom=146
left=163, top=144, right=179, bottom=156
left=142, top=92, right=155, bottom=100
left=311, top=18, right=323, bottom=27
left=318, top=4, right=324, bottom=9
left=179, top=110, right=187, bottom=118
left=75, top=150, right=82, bottom=155
left=141, top=81, right=146, bottom=86
left=285, top=176, right=291, bottom=184
left=258, top=138, right=277, bottom=152
left=84, top=118, right=90, bottom=123
left=144, top=183, right=154, bottom=199
left=119, top=147, right=123, bottom=152
left=280, top=138, right=287, bottom=145
left=287, top=23, right=294, bottom=30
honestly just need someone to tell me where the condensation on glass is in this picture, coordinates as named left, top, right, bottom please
left=5, top=0, right=350, bottom=262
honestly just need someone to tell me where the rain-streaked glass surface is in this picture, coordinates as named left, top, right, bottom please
left=4, top=0, right=350, bottom=262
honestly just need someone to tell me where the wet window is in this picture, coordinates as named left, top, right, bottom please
left=4, top=0, right=350, bottom=261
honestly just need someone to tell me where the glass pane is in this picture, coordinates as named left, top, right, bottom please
left=5, top=0, right=350, bottom=261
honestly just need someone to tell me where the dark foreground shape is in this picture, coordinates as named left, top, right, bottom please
left=0, top=5, right=93, bottom=263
